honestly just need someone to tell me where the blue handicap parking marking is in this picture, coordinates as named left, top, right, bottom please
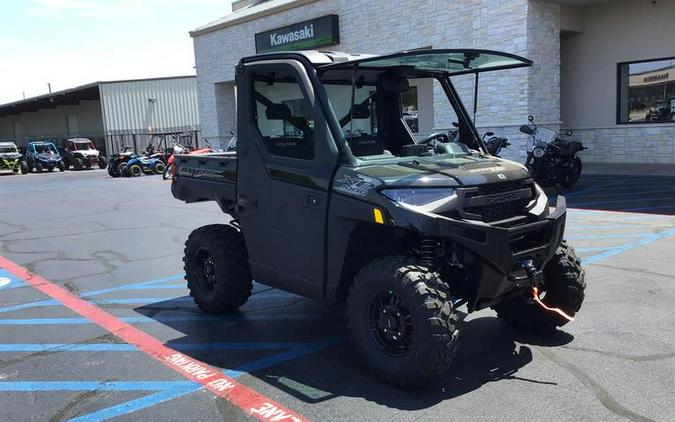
left=0, top=269, right=26, bottom=290
left=0, top=271, right=343, bottom=421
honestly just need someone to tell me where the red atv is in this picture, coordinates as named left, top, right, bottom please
left=162, top=141, right=215, bottom=180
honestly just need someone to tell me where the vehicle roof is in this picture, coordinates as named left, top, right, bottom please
left=0, top=142, right=18, bottom=147
left=66, top=138, right=93, bottom=143
left=28, top=141, right=56, bottom=145
left=239, top=48, right=532, bottom=75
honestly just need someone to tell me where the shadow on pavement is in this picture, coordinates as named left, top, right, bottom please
left=135, top=297, right=573, bottom=410
left=547, top=174, right=675, bottom=215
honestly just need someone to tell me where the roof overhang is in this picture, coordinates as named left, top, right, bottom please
left=0, top=83, right=100, bottom=118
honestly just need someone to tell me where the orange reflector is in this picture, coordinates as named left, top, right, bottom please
left=373, top=208, right=384, bottom=224
left=532, top=287, right=575, bottom=322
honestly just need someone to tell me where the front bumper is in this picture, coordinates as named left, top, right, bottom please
left=390, top=195, right=567, bottom=311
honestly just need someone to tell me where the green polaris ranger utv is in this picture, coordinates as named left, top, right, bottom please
left=0, top=142, right=28, bottom=175
left=171, top=49, right=586, bottom=387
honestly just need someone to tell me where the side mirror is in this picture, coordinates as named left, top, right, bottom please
left=528, top=115, right=534, bottom=122
left=566, top=130, right=573, bottom=136
left=519, top=125, right=534, bottom=135
left=485, top=131, right=494, bottom=137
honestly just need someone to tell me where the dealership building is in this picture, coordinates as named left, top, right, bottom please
left=191, top=0, right=675, bottom=164
left=0, top=76, right=200, bottom=155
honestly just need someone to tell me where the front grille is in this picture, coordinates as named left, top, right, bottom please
left=462, top=181, right=535, bottom=223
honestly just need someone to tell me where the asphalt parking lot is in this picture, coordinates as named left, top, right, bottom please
left=0, top=170, right=673, bottom=422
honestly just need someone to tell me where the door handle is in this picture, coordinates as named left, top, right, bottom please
left=237, top=194, right=257, bottom=210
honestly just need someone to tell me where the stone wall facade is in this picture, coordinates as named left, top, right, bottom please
left=196, top=0, right=657, bottom=164
left=193, top=0, right=557, bottom=153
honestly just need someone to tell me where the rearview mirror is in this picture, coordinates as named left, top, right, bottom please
left=452, top=121, right=459, bottom=128
left=351, top=104, right=371, bottom=119
left=485, top=131, right=494, bottom=137
left=265, top=104, right=292, bottom=120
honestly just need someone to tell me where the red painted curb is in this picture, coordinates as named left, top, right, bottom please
left=0, top=256, right=310, bottom=422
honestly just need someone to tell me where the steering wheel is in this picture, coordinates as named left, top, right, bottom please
left=419, top=132, right=449, bottom=145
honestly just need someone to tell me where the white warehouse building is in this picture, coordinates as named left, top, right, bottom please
left=191, top=0, right=675, bottom=165
left=0, top=76, right=200, bottom=155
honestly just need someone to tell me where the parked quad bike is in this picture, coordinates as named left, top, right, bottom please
left=107, top=147, right=136, bottom=178
left=63, top=138, right=107, bottom=170
left=123, top=155, right=165, bottom=177
left=0, top=142, right=28, bottom=175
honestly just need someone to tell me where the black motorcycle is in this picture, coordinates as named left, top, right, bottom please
left=519, top=115, right=585, bottom=188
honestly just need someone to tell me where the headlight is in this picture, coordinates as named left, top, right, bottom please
left=381, top=188, right=455, bottom=206
left=533, top=146, right=545, bottom=158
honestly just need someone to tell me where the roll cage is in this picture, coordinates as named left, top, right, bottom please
left=238, top=49, right=532, bottom=165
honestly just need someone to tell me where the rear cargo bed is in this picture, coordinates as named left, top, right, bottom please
left=170, top=152, right=237, bottom=211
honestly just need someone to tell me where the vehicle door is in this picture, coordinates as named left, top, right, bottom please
left=235, top=59, right=340, bottom=298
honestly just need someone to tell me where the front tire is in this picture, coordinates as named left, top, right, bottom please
left=495, top=241, right=586, bottom=333
left=58, top=161, right=65, bottom=172
left=35, top=162, right=43, bottom=173
left=347, top=256, right=460, bottom=388
left=162, top=163, right=175, bottom=180
left=20, top=161, right=28, bottom=174
left=184, top=224, right=253, bottom=313
left=129, top=164, right=142, bottom=177
left=98, top=156, right=108, bottom=169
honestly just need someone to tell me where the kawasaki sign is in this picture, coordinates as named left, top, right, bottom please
left=255, top=15, right=339, bottom=53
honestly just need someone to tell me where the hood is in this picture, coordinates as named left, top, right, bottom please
left=38, top=153, right=61, bottom=161
left=0, top=152, right=21, bottom=160
left=75, top=149, right=99, bottom=157
left=356, top=155, right=530, bottom=188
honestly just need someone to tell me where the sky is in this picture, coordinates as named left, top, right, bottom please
left=0, top=0, right=234, bottom=104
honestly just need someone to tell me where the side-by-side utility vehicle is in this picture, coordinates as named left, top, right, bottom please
left=25, top=141, right=65, bottom=172
left=171, top=49, right=586, bottom=387
left=0, top=142, right=28, bottom=174
left=63, top=138, right=108, bottom=170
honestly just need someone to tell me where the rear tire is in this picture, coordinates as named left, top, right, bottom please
left=346, top=256, right=460, bottom=388
left=20, top=161, right=28, bottom=174
left=184, top=224, right=253, bottom=313
left=154, top=162, right=166, bottom=175
left=35, top=162, right=43, bottom=173
left=58, top=161, right=65, bottom=172
left=495, top=241, right=586, bottom=333
left=560, top=156, right=582, bottom=187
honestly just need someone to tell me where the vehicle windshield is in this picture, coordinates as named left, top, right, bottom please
left=0, top=146, right=18, bottom=154
left=35, top=144, right=57, bottom=154
left=319, top=67, right=479, bottom=163
left=74, top=142, right=94, bottom=150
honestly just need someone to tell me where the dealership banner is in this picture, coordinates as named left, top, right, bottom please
left=255, top=15, right=339, bottom=53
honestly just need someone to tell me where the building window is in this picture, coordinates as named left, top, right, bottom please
left=618, top=57, right=675, bottom=124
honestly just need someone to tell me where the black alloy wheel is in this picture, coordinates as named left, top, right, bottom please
left=367, top=291, right=413, bottom=357
left=194, top=248, right=217, bottom=295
